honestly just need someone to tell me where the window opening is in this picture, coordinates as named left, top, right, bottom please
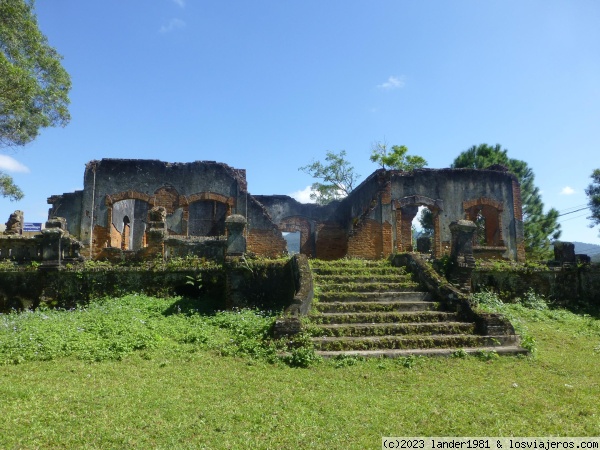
left=282, top=231, right=301, bottom=255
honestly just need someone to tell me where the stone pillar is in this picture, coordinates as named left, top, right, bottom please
left=225, top=214, right=246, bottom=256
left=40, top=217, right=68, bottom=269
left=4, top=210, right=24, bottom=235
left=448, top=220, right=477, bottom=293
left=143, top=206, right=168, bottom=260
left=553, top=241, right=576, bottom=265
left=225, top=215, right=248, bottom=308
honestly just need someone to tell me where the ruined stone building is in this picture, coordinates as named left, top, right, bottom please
left=47, top=159, right=525, bottom=261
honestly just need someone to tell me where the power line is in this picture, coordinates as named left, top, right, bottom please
left=558, top=213, right=589, bottom=223
left=557, top=207, right=589, bottom=217
left=558, top=203, right=589, bottom=214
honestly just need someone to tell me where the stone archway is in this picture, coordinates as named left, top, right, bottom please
left=394, top=195, right=443, bottom=257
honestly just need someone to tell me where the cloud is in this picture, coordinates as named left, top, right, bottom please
left=560, top=186, right=576, bottom=195
left=172, top=0, right=185, bottom=7
left=289, top=186, right=316, bottom=204
left=159, top=18, right=185, bottom=33
left=0, top=155, right=30, bottom=173
left=377, top=76, right=405, bottom=90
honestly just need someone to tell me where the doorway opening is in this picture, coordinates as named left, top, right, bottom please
left=282, top=231, right=301, bottom=255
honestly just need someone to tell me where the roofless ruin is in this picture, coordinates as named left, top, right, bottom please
left=45, top=158, right=525, bottom=262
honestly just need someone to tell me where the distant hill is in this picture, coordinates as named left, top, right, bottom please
left=282, top=231, right=301, bottom=255
left=572, top=241, right=600, bottom=262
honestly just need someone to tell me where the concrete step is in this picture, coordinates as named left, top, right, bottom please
left=315, top=274, right=413, bottom=284
left=319, top=282, right=422, bottom=293
left=315, top=345, right=529, bottom=359
left=312, top=267, right=407, bottom=276
left=319, top=290, right=426, bottom=302
left=310, top=310, right=461, bottom=325
left=310, top=259, right=395, bottom=268
left=313, top=321, right=476, bottom=337
left=311, top=334, right=520, bottom=352
left=318, top=291, right=431, bottom=303
left=315, top=300, right=439, bottom=313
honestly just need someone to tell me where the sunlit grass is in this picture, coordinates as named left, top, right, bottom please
left=0, top=293, right=599, bottom=448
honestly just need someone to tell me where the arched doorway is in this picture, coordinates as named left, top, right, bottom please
left=394, top=195, right=443, bottom=257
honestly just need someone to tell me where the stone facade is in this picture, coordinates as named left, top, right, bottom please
left=256, top=167, right=525, bottom=261
left=46, top=159, right=525, bottom=261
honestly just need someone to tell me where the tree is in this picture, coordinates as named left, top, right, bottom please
left=585, top=169, right=600, bottom=233
left=0, top=172, right=23, bottom=201
left=370, top=142, right=427, bottom=171
left=299, top=150, right=360, bottom=205
left=451, top=143, right=561, bottom=258
left=0, top=0, right=71, bottom=199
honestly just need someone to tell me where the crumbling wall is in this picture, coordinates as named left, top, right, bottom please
left=46, top=159, right=524, bottom=262
left=252, top=195, right=345, bottom=259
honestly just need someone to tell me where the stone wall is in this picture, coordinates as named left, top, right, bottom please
left=48, top=159, right=288, bottom=259
left=46, top=159, right=524, bottom=262
left=472, top=266, right=600, bottom=306
left=0, top=258, right=296, bottom=313
left=257, top=167, right=523, bottom=261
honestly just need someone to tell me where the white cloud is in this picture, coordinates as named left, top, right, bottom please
left=289, top=186, right=316, bottom=204
left=172, top=0, right=185, bottom=7
left=0, top=155, right=30, bottom=173
left=560, top=186, right=576, bottom=195
left=377, top=76, right=405, bottom=90
left=159, top=18, right=185, bottom=33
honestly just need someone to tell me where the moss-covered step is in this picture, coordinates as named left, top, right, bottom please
left=309, top=310, right=461, bottom=325
left=315, top=346, right=529, bottom=358
left=311, top=334, right=520, bottom=352
left=311, top=321, right=476, bottom=337
left=318, top=291, right=431, bottom=302
left=314, top=300, right=440, bottom=313
left=315, top=274, right=415, bottom=284
left=318, top=281, right=422, bottom=293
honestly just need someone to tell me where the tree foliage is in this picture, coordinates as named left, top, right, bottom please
left=299, top=150, right=360, bottom=205
left=585, top=169, right=600, bottom=233
left=451, top=143, right=561, bottom=258
left=0, top=0, right=71, bottom=148
left=0, top=0, right=71, bottom=200
left=0, top=172, right=23, bottom=201
left=370, top=142, right=427, bottom=171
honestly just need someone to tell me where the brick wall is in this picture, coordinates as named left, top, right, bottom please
left=512, top=180, right=526, bottom=262
left=382, top=221, right=393, bottom=257
left=92, top=225, right=111, bottom=259
left=246, top=228, right=287, bottom=257
left=347, top=219, right=383, bottom=260
left=315, top=222, right=347, bottom=260
left=110, top=223, right=121, bottom=249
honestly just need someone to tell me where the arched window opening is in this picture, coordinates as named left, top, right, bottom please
left=465, top=204, right=502, bottom=247
left=412, top=206, right=434, bottom=254
left=110, top=199, right=148, bottom=251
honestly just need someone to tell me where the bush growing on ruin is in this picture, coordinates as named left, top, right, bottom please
left=369, top=141, right=427, bottom=171
left=299, top=150, right=360, bottom=205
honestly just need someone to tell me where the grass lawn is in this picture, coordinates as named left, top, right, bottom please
left=0, top=293, right=599, bottom=449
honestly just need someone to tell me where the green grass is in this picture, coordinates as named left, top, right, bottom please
left=1, top=293, right=599, bottom=448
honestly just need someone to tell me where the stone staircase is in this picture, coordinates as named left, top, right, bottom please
left=307, top=259, right=527, bottom=358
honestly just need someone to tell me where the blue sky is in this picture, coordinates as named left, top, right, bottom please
left=2, top=0, right=600, bottom=245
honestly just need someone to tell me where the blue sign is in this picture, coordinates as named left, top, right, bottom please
left=23, top=223, right=42, bottom=232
